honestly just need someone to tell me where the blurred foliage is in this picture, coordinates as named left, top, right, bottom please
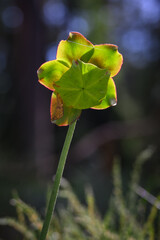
left=0, top=147, right=160, bottom=240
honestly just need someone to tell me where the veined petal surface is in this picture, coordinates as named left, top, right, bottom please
left=37, top=60, right=69, bottom=90
left=89, top=44, right=123, bottom=77
left=54, top=60, right=110, bottom=109
left=50, top=92, right=81, bottom=126
left=91, top=77, right=117, bottom=109
left=56, top=32, right=94, bottom=66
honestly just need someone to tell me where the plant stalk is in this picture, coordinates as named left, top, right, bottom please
left=39, top=120, right=77, bottom=240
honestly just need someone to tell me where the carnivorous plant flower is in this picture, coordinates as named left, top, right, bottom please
left=37, top=32, right=123, bottom=240
left=37, top=32, right=123, bottom=126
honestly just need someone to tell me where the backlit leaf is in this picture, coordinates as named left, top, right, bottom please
left=89, top=44, right=123, bottom=77
left=50, top=92, right=81, bottom=126
left=37, top=60, right=69, bottom=90
left=56, top=32, right=94, bottom=66
left=54, top=60, right=110, bottom=109
left=91, top=77, right=117, bottom=109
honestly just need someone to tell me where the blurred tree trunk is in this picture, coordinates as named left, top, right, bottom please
left=13, top=0, right=55, bottom=178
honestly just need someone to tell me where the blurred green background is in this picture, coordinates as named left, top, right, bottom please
left=0, top=0, right=160, bottom=239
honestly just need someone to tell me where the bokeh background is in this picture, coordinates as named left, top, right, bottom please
left=0, top=0, right=160, bottom=239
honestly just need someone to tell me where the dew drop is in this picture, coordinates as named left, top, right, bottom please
left=110, top=98, right=117, bottom=106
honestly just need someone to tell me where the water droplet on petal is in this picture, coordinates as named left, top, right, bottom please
left=110, top=98, right=117, bottom=106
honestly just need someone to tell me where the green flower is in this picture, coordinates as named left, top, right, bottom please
left=37, top=32, right=123, bottom=126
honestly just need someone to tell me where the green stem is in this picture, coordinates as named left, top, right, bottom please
left=39, top=120, right=77, bottom=240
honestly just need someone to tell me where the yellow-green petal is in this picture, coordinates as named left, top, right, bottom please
left=37, top=60, right=69, bottom=90
left=50, top=92, right=81, bottom=126
left=91, top=77, right=117, bottom=110
left=56, top=32, right=94, bottom=66
left=89, top=44, right=123, bottom=77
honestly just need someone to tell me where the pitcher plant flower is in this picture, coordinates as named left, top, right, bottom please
left=37, top=32, right=123, bottom=126
left=37, top=32, right=123, bottom=240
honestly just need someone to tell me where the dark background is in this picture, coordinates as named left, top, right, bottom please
left=0, top=0, right=160, bottom=239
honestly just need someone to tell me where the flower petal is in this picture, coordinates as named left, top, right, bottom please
left=50, top=92, right=81, bottom=126
left=56, top=32, right=94, bottom=66
left=50, top=92, right=64, bottom=120
left=91, top=77, right=117, bottom=109
left=89, top=44, right=123, bottom=77
left=54, top=60, right=110, bottom=110
left=37, top=60, right=69, bottom=90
